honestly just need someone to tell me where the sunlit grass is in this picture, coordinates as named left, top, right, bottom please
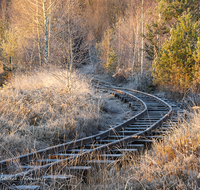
left=0, top=68, right=103, bottom=160
left=80, top=110, right=200, bottom=190
left=2, top=67, right=200, bottom=189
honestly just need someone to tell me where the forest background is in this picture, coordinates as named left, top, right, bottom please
left=0, top=1, right=199, bottom=189
left=0, top=0, right=199, bottom=94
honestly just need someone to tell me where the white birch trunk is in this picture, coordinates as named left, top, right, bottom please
left=67, top=0, right=73, bottom=91
left=106, top=31, right=109, bottom=68
left=43, top=0, right=48, bottom=65
left=48, top=0, right=52, bottom=62
left=132, top=14, right=139, bottom=76
left=141, top=0, right=144, bottom=77
left=36, top=0, right=42, bottom=66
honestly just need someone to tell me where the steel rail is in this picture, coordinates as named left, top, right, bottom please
left=90, top=82, right=173, bottom=148
left=0, top=82, right=173, bottom=187
left=0, top=87, right=147, bottom=181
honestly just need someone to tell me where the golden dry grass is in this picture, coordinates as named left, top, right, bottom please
left=78, top=111, right=200, bottom=190
left=2, top=67, right=200, bottom=189
left=0, top=68, right=103, bottom=160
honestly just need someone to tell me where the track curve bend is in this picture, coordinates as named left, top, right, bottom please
left=0, top=82, right=179, bottom=189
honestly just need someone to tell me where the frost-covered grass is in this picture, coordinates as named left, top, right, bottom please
left=0, top=68, right=103, bottom=160
left=2, top=67, right=200, bottom=189
left=81, top=110, right=200, bottom=190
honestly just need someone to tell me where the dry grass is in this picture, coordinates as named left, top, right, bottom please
left=78, top=110, right=200, bottom=190
left=2, top=67, right=200, bottom=189
left=0, top=68, right=103, bottom=160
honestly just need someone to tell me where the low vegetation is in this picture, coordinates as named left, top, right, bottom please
left=79, top=110, right=200, bottom=190
left=0, top=68, right=103, bottom=160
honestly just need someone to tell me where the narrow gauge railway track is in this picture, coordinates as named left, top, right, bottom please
left=0, top=81, right=183, bottom=190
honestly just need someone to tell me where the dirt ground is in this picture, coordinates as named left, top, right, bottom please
left=94, top=89, right=138, bottom=131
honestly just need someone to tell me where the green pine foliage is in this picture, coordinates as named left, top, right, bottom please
left=153, top=13, right=200, bottom=92
left=145, top=0, right=199, bottom=61
left=192, top=37, right=200, bottom=89
left=106, top=49, right=118, bottom=73
left=145, top=19, right=169, bottom=61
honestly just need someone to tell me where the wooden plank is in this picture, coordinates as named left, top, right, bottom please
left=34, top=159, right=63, bottom=164
left=42, top=175, right=74, bottom=181
left=152, top=131, right=171, bottom=134
left=65, top=166, right=92, bottom=183
left=158, top=127, right=173, bottom=130
left=99, top=154, right=123, bottom=158
left=65, top=166, right=92, bottom=171
left=97, top=140, right=116, bottom=143
left=108, top=135, right=129, bottom=138
left=113, top=149, right=137, bottom=152
left=67, top=149, right=90, bottom=153
left=0, top=174, right=17, bottom=183
left=147, top=110, right=168, bottom=112
left=126, top=144, right=144, bottom=149
left=118, top=131, right=141, bottom=134
left=85, top=160, right=116, bottom=164
left=130, top=139, right=154, bottom=143
left=146, top=136, right=164, bottom=139
left=17, top=165, right=40, bottom=170
left=83, top=144, right=102, bottom=148
left=124, top=127, right=147, bottom=130
left=9, top=186, right=41, bottom=190
left=129, top=123, right=152, bottom=126
left=51, top=154, right=80, bottom=158
left=138, top=119, right=159, bottom=121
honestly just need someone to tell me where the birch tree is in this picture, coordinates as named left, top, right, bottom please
left=13, top=0, right=59, bottom=66
left=49, top=0, right=90, bottom=90
left=141, top=0, right=144, bottom=77
left=132, top=14, right=139, bottom=77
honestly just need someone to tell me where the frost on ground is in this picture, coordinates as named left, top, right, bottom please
left=79, top=110, right=200, bottom=190
left=0, top=68, right=134, bottom=160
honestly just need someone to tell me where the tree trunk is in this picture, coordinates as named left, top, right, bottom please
left=36, top=0, right=42, bottom=66
left=132, top=14, right=138, bottom=76
left=48, top=0, right=52, bottom=63
left=43, top=0, right=48, bottom=66
left=67, top=0, right=73, bottom=91
left=141, top=0, right=144, bottom=77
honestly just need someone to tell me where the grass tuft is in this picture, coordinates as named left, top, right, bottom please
left=80, top=111, right=200, bottom=190
left=0, top=68, right=102, bottom=160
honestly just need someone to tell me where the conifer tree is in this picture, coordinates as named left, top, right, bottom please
left=153, top=13, right=200, bottom=92
left=193, top=37, right=200, bottom=89
left=145, top=0, right=199, bottom=61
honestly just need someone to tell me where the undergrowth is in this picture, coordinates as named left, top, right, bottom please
left=81, top=110, right=200, bottom=190
left=0, top=68, right=103, bottom=160
left=2, top=68, right=200, bottom=189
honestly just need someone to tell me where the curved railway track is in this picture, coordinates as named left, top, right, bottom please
left=0, top=80, right=184, bottom=190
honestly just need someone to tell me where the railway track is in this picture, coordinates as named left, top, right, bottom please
left=0, top=80, right=184, bottom=190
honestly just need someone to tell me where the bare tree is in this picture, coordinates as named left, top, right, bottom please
left=49, top=0, right=90, bottom=90
left=10, top=0, right=59, bottom=67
